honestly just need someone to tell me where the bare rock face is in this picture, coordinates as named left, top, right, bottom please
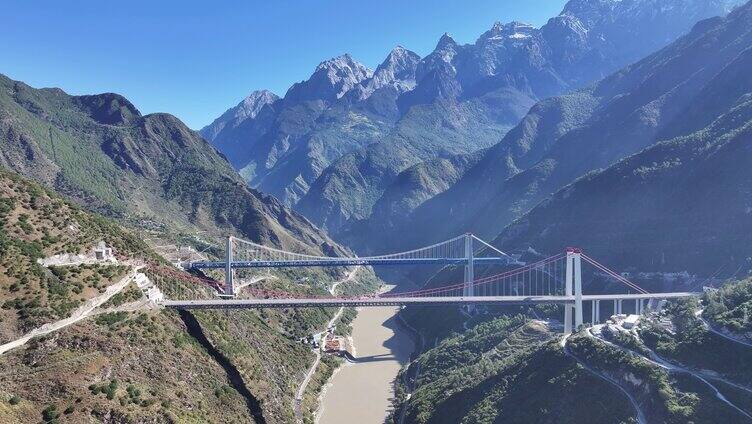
left=355, top=46, right=421, bottom=99
left=284, top=54, right=373, bottom=103
left=204, top=0, right=745, bottom=237
left=200, top=90, right=279, bottom=142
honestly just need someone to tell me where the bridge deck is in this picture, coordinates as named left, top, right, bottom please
left=162, top=292, right=697, bottom=310
left=188, top=257, right=514, bottom=269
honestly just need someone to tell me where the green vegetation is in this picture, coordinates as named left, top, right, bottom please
left=41, top=404, right=59, bottom=423
left=101, top=282, right=142, bottom=308
left=94, top=311, right=128, bottom=328
left=0, top=73, right=375, bottom=424
left=0, top=169, right=366, bottom=424
left=704, top=277, right=752, bottom=335
left=396, top=318, right=636, bottom=423
left=335, top=307, right=357, bottom=336
left=0, top=170, right=147, bottom=334
left=0, top=72, right=343, bottom=261
left=640, top=297, right=752, bottom=386
left=89, top=380, right=119, bottom=400
left=298, top=98, right=515, bottom=233
left=299, top=353, right=342, bottom=423
left=567, top=332, right=696, bottom=423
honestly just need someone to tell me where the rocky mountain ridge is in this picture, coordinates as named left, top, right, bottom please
left=203, top=0, right=743, bottom=239
left=352, top=0, right=751, bottom=264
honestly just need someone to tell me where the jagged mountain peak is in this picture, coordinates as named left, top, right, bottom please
left=376, top=46, right=420, bottom=76
left=356, top=46, right=421, bottom=99
left=436, top=33, right=458, bottom=51
left=476, top=20, right=538, bottom=45
left=285, top=53, right=373, bottom=102
left=199, top=89, right=279, bottom=141
left=243, top=89, right=278, bottom=106
left=314, top=53, right=371, bottom=75
left=383, top=45, right=419, bottom=62
left=233, top=90, right=279, bottom=120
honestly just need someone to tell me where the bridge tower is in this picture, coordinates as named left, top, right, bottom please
left=225, top=235, right=235, bottom=297
left=463, top=233, right=474, bottom=297
left=564, top=247, right=583, bottom=333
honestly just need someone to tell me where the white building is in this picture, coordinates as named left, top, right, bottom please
left=93, top=241, right=113, bottom=261
left=622, top=314, right=640, bottom=329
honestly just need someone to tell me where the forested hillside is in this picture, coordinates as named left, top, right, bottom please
left=397, top=277, right=752, bottom=424
left=0, top=73, right=341, bottom=255
left=0, top=169, right=376, bottom=423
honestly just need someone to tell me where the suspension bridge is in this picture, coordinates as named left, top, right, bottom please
left=156, top=234, right=697, bottom=333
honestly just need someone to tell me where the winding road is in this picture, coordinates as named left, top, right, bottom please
left=293, top=267, right=360, bottom=423
left=0, top=266, right=142, bottom=356
left=587, top=324, right=752, bottom=421
left=696, top=310, right=752, bottom=348
left=560, top=333, right=647, bottom=424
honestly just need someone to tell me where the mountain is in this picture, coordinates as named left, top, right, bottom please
left=0, top=169, right=259, bottom=422
left=362, top=0, right=750, bottom=259
left=286, top=54, right=374, bottom=103
left=202, top=51, right=412, bottom=206
left=293, top=0, right=742, bottom=235
left=396, top=279, right=752, bottom=424
left=200, top=90, right=280, bottom=158
left=0, top=73, right=341, bottom=255
left=496, top=86, right=752, bottom=275
left=395, top=317, right=638, bottom=423
left=0, top=168, right=373, bottom=423
left=205, top=0, right=739, bottom=229
left=353, top=46, right=421, bottom=99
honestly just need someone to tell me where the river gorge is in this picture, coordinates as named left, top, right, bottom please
left=318, top=306, right=415, bottom=423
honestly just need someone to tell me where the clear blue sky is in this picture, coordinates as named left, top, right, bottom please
left=1, top=0, right=567, bottom=129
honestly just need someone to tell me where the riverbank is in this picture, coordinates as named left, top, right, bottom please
left=317, top=306, right=416, bottom=423
left=393, top=310, right=427, bottom=424
left=295, top=268, right=361, bottom=422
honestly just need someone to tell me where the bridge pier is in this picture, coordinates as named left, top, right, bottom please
left=564, top=251, right=573, bottom=333
left=596, top=300, right=600, bottom=322
left=591, top=300, right=600, bottom=324
left=574, top=253, right=583, bottom=328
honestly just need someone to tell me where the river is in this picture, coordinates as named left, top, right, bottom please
left=317, top=306, right=415, bottom=423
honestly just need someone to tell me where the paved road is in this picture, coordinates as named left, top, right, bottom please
left=0, top=267, right=141, bottom=356
left=589, top=324, right=752, bottom=420
left=293, top=267, right=359, bottom=423
left=164, top=292, right=697, bottom=310
left=695, top=310, right=752, bottom=348
left=235, top=274, right=278, bottom=293
left=560, top=333, right=647, bottom=424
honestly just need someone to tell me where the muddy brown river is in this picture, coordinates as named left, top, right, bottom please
left=317, top=306, right=415, bottom=423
